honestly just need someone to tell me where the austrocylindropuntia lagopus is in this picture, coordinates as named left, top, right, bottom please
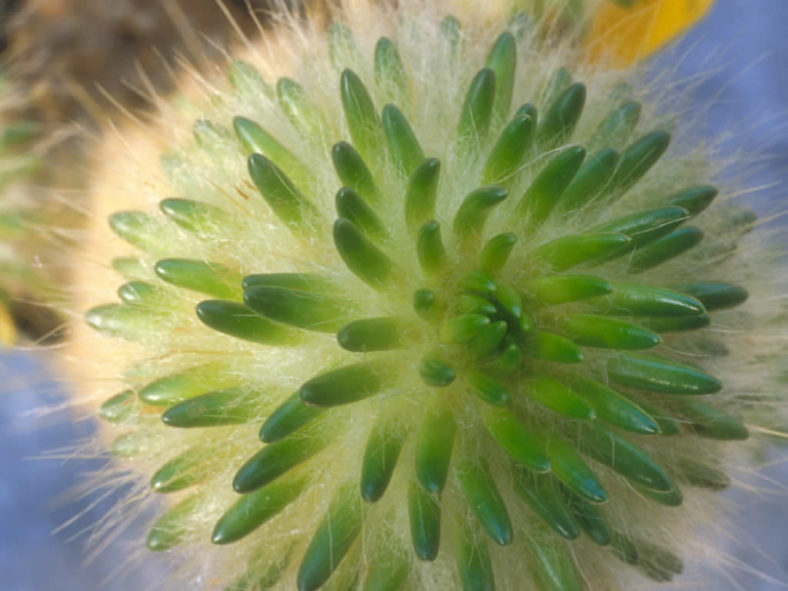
left=63, top=1, right=787, bottom=589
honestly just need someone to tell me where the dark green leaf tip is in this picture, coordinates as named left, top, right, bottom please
left=457, top=67, right=496, bottom=144
left=333, top=217, right=394, bottom=289
left=418, top=357, right=456, bottom=388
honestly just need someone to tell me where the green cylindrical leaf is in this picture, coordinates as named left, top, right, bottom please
left=467, top=320, right=508, bottom=356
left=455, top=524, right=496, bottom=591
left=405, top=158, right=441, bottom=232
left=85, top=304, right=162, bottom=340
left=634, top=481, right=683, bottom=507
left=635, top=542, right=683, bottom=582
left=457, top=457, right=512, bottom=546
left=568, top=375, right=660, bottom=434
left=461, top=269, right=497, bottom=294
left=525, top=274, right=612, bottom=306
left=639, top=313, right=711, bottom=333
left=589, top=100, right=641, bottom=150
left=678, top=400, right=749, bottom=440
left=332, top=141, right=380, bottom=205
left=382, top=104, right=424, bottom=176
left=440, top=15, right=461, bottom=49
left=297, top=481, right=363, bottom=591
left=335, top=187, right=388, bottom=239
left=212, top=476, right=308, bottom=545
left=467, top=371, right=509, bottom=406
left=485, top=32, right=516, bottom=120
left=677, top=458, right=730, bottom=490
left=559, top=148, right=619, bottom=211
left=417, top=220, right=447, bottom=275
left=607, top=353, right=722, bottom=394
left=277, top=77, right=324, bottom=137
left=542, top=433, right=607, bottom=503
left=139, top=364, right=231, bottom=406
left=415, top=404, right=456, bottom=493
left=512, top=470, right=579, bottom=539
left=334, top=218, right=394, bottom=289
left=374, top=37, right=408, bottom=99
left=341, top=69, right=382, bottom=159
left=537, top=82, right=586, bottom=148
left=338, top=317, right=402, bottom=352
left=233, top=116, right=306, bottom=180
left=637, top=401, right=681, bottom=436
left=562, top=490, right=611, bottom=545
left=482, top=114, right=534, bottom=186
left=300, top=362, right=385, bottom=407
left=482, top=406, right=550, bottom=472
left=361, top=415, right=408, bottom=502
left=242, top=272, right=334, bottom=292
left=459, top=294, right=497, bottom=316
left=593, top=282, right=705, bottom=317
left=233, top=432, right=328, bottom=493
left=99, top=390, right=134, bottom=423
left=594, top=206, right=689, bottom=249
left=108, top=211, right=161, bottom=251
left=479, top=233, right=516, bottom=274
left=441, top=314, right=490, bottom=344
left=453, top=186, right=508, bottom=244
left=557, top=314, right=661, bottom=350
left=259, top=390, right=323, bottom=443
left=155, top=258, right=240, bottom=299
left=160, top=198, right=227, bottom=236
left=533, top=232, right=631, bottom=271
left=609, top=130, right=670, bottom=194
left=418, top=357, right=456, bottom=388
left=673, top=281, right=748, bottom=311
left=146, top=495, right=200, bottom=551
left=524, top=526, right=582, bottom=591
left=362, top=548, right=410, bottom=591
left=628, top=226, right=704, bottom=273
left=248, top=153, right=315, bottom=226
left=229, top=58, right=271, bottom=94
left=575, top=423, right=672, bottom=491
left=516, top=146, right=586, bottom=226
left=496, top=343, right=522, bottom=374
left=668, top=185, right=718, bottom=215
left=161, top=388, right=259, bottom=428
left=610, top=532, right=639, bottom=565
left=196, top=300, right=300, bottom=345
left=227, top=60, right=272, bottom=99
left=246, top=280, right=347, bottom=333
left=150, top=448, right=207, bottom=493
left=523, top=374, right=593, bottom=419
left=111, top=257, right=145, bottom=279
left=111, top=266, right=150, bottom=293
left=408, top=480, right=441, bottom=561
left=413, top=288, right=438, bottom=319
left=540, top=67, right=572, bottom=112
left=526, top=332, right=584, bottom=365
left=328, top=22, right=360, bottom=68
left=457, top=68, right=496, bottom=143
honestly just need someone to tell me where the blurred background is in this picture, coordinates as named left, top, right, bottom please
left=0, top=0, right=786, bottom=589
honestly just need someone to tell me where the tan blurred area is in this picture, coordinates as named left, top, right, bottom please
left=0, top=0, right=275, bottom=126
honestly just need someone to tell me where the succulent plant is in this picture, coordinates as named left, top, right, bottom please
left=0, top=72, right=46, bottom=343
left=70, top=1, right=784, bottom=589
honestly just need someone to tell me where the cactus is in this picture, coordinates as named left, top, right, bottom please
left=0, top=72, right=46, bottom=343
left=67, top=1, right=785, bottom=589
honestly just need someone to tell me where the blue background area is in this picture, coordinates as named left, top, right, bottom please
left=0, top=0, right=786, bottom=589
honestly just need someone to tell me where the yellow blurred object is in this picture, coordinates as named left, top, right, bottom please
left=0, top=303, right=17, bottom=345
left=588, top=0, right=715, bottom=64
